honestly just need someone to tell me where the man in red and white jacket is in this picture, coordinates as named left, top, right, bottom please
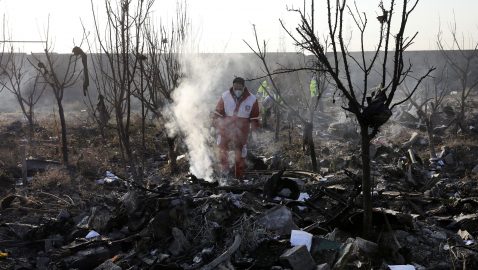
left=214, top=77, right=260, bottom=179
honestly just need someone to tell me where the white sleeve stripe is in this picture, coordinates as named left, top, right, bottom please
left=250, top=117, right=260, bottom=120
left=214, top=111, right=224, bottom=116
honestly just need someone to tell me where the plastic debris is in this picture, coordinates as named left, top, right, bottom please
left=96, top=171, right=120, bottom=184
left=290, top=230, right=313, bottom=251
left=85, top=230, right=100, bottom=239
left=297, top=192, right=310, bottom=202
left=388, top=265, right=416, bottom=270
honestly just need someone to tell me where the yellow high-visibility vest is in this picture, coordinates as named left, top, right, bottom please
left=257, top=80, right=269, bottom=99
left=310, top=78, right=318, bottom=97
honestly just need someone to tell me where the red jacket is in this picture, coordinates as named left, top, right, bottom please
left=214, top=87, right=260, bottom=144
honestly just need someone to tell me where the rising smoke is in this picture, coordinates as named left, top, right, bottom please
left=165, top=54, right=238, bottom=181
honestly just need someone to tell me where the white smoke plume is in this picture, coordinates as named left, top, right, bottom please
left=165, top=54, right=234, bottom=181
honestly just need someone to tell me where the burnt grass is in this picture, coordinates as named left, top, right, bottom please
left=1, top=111, right=478, bottom=269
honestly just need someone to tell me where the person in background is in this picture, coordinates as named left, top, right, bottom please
left=257, top=80, right=272, bottom=128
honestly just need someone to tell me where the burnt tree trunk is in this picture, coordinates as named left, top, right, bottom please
left=360, top=122, right=372, bottom=239
left=303, top=122, right=317, bottom=172
left=17, top=96, right=34, bottom=140
left=115, top=111, right=135, bottom=179
left=458, top=102, right=466, bottom=132
left=27, top=109, right=34, bottom=140
left=57, top=99, right=68, bottom=164
left=140, top=67, right=146, bottom=182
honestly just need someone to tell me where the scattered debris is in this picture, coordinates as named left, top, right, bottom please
left=280, top=245, right=316, bottom=270
left=290, top=230, right=313, bottom=251
left=85, top=230, right=100, bottom=239
left=2, top=107, right=478, bottom=269
left=258, top=205, right=299, bottom=235
left=95, top=171, right=120, bottom=185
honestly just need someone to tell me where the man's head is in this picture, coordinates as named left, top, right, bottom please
left=232, top=77, right=245, bottom=97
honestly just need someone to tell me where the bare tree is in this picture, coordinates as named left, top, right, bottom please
left=0, top=15, right=9, bottom=95
left=80, top=24, right=112, bottom=140
left=90, top=0, right=155, bottom=179
left=401, top=66, right=449, bottom=158
left=29, top=28, right=82, bottom=164
left=136, top=2, right=189, bottom=173
left=251, top=0, right=434, bottom=237
left=437, top=21, right=478, bottom=133
left=0, top=49, right=47, bottom=138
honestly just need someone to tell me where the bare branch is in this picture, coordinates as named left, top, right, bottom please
left=391, top=67, right=435, bottom=110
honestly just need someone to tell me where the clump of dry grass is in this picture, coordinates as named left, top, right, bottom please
left=232, top=213, right=272, bottom=251
left=0, top=146, right=19, bottom=169
left=31, top=168, right=71, bottom=189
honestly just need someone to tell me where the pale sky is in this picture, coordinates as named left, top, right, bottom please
left=1, top=0, right=477, bottom=53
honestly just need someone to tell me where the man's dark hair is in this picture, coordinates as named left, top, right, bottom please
left=233, top=77, right=245, bottom=85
